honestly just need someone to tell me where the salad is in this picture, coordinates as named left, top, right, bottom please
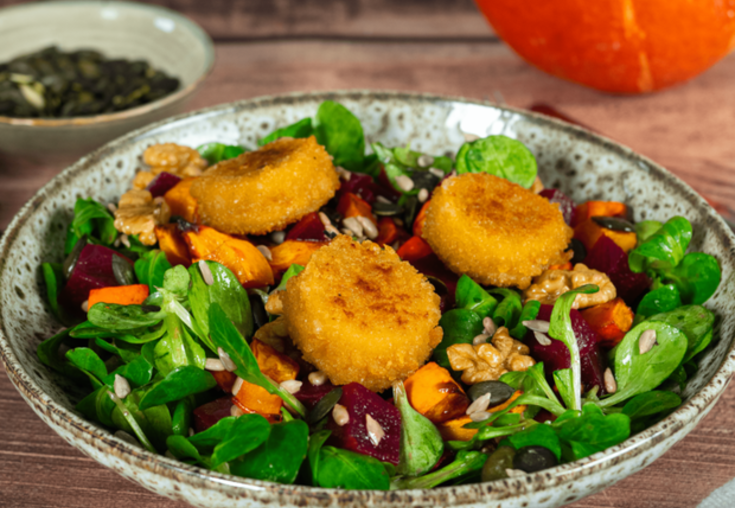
left=38, top=100, right=722, bottom=490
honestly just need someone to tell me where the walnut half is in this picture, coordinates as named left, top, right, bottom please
left=523, top=263, right=616, bottom=309
left=446, top=326, right=535, bottom=385
left=132, top=143, right=209, bottom=190
left=114, top=189, right=171, bottom=245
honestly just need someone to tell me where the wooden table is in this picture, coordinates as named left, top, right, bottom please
left=2, top=2, right=735, bottom=507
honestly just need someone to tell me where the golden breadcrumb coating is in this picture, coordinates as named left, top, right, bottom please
left=422, top=173, right=573, bottom=289
left=190, top=136, right=339, bottom=235
left=282, top=235, right=443, bottom=392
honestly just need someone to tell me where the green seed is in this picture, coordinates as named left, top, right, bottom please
left=467, top=380, right=515, bottom=406
left=481, top=446, right=515, bottom=482
left=307, top=387, right=343, bottom=425
left=513, top=445, right=558, bottom=473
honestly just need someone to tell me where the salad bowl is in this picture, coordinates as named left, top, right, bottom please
left=1, top=90, right=734, bottom=508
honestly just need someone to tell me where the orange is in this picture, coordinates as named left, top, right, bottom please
left=475, top=0, right=735, bottom=93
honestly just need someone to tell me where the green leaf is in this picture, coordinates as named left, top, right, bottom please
left=67, top=198, right=118, bottom=252
left=455, top=275, right=497, bottom=317
left=197, top=142, right=246, bottom=164
left=622, top=391, right=682, bottom=420
left=41, top=262, right=72, bottom=325
left=210, top=413, right=271, bottom=468
left=65, top=347, right=107, bottom=386
left=553, top=368, right=576, bottom=412
left=275, top=264, right=305, bottom=292
left=629, top=216, right=692, bottom=274
left=163, top=265, right=191, bottom=298
left=599, top=321, right=688, bottom=407
left=554, top=404, right=630, bottom=460
left=188, top=416, right=236, bottom=453
left=37, top=329, right=84, bottom=380
left=507, top=423, right=561, bottom=461
left=105, top=354, right=153, bottom=388
left=107, top=388, right=158, bottom=453
left=488, top=288, right=523, bottom=329
left=509, top=300, right=541, bottom=339
left=88, top=303, right=166, bottom=330
left=665, top=252, right=721, bottom=305
left=314, top=101, right=365, bottom=171
left=636, top=283, right=682, bottom=319
left=433, top=309, right=484, bottom=369
left=139, top=366, right=217, bottom=410
left=647, top=305, right=715, bottom=362
left=390, top=450, right=486, bottom=490
left=455, top=135, right=537, bottom=189
left=209, top=302, right=307, bottom=418
left=307, top=429, right=331, bottom=484
left=394, top=380, right=444, bottom=476
left=188, top=261, right=253, bottom=344
left=635, top=220, right=662, bottom=243
left=230, top=420, right=309, bottom=484
left=548, top=284, right=600, bottom=411
left=166, top=435, right=203, bottom=462
left=259, top=117, right=314, bottom=146
left=315, top=446, right=391, bottom=490
left=135, top=250, right=172, bottom=293
left=172, top=397, right=194, bottom=437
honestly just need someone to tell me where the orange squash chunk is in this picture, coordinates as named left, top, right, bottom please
left=574, top=219, right=637, bottom=253
left=269, top=240, right=326, bottom=276
left=251, top=339, right=300, bottom=383
left=404, top=362, right=469, bottom=423
left=572, top=201, right=627, bottom=228
left=336, top=192, right=376, bottom=224
left=436, top=416, right=478, bottom=442
left=233, top=379, right=283, bottom=419
left=88, top=284, right=149, bottom=308
left=580, top=298, right=634, bottom=348
left=164, top=177, right=199, bottom=223
left=183, top=225, right=274, bottom=288
left=155, top=224, right=192, bottom=266
left=489, top=390, right=525, bottom=413
left=413, top=200, right=431, bottom=237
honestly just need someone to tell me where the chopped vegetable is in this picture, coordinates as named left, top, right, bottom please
left=88, top=284, right=150, bottom=308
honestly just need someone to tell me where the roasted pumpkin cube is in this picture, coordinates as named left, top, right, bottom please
left=574, top=218, right=637, bottom=253
left=269, top=240, right=326, bottom=276
left=183, top=225, right=274, bottom=288
left=572, top=200, right=628, bottom=228
left=580, top=297, right=634, bottom=348
left=337, top=192, right=376, bottom=224
left=251, top=339, right=300, bottom=383
left=233, top=379, right=283, bottom=419
left=436, top=415, right=477, bottom=442
left=163, top=177, right=199, bottom=223
left=87, top=284, right=149, bottom=308
left=155, top=224, right=192, bottom=266
left=404, top=362, right=469, bottom=423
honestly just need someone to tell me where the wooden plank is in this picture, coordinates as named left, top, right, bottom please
left=3, top=359, right=735, bottom=507
left=2, top=40, right=735, bottom=230
left=0, top=0, right=493, bottom=40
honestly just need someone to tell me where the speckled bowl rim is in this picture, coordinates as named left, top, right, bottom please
left=0, top=0, right=215, bottom=128
left=2, top=90, right=735, bottom=505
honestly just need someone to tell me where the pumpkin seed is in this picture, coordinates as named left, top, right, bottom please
left=307, top=387, right=343, bottom=425
left=372, top=201, right=404, bottom=217
left=467, top=380, right=515, bottom=406
left=513, top=446, right=558, bottom=473
left=592, top=216, right=635, bottom=233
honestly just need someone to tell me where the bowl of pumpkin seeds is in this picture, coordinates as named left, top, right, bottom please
left=0, top=1, right=214, bottom=160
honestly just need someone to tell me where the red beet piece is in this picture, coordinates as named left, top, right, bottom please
left=211, top=370, right=237, bottom=393
left=377, top=167, right=403, bottom=200
left=339, top=173, right=379, bottom=204
left=525, top=304, right=608, bottom=395
left=285, top=212, right=328, bottom=242
left=410, top=254, right=457, bottom=311
left=539, top=188, right=576, bottom=225
left=146, top=172, right=181, bottom=198
left=59, top=244, right=134, bottom=311
left=327, top=382, right=402, bottom=465
left=193, top=396, right=234, bottom=432
left=584, top=235, right=650, bottom=306
left=294, top=379, right=336, bottom=410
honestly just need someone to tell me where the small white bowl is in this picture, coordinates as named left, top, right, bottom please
left=0, top=0, right=214, bottom=161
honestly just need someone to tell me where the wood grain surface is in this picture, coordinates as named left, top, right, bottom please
left=2, top=2, right=735, bottom=508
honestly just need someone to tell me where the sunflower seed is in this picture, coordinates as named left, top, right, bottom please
left=198, top=260, right=214, bottom=285
left=473, top=333, right=490, bottom=346
left=463, top=132, right=480, bottom=142
left=534, top=331, right=552, bottom=346
left=483, top=317, right=497, bottom=336
left=375, top=195, right=391, bottom=204
left=230, top=405, right=244, bottom=417
left=604, top=367, right=617, bottom=394
left=639, top=329, right=657, bottom=355
left=81, top=300, right=89, bottom=313
left=107, top=202, right=117, bottom=214
left=332, top=403, right=350, bottom=426
left=357, top=216, right=378, bottom=239
left=318, top=212, right=333, bottom=227
left=523, top=320, right=550, bottom=333
left=218, top=347, right=237, bottom=372
left=281, top=379, right=303, bottom=394
left=119, top=234, right=131, bottom=249
left=231, top=376, right=244, bottom=395
left=469, top=410, right=492, bottom=422
left=189, top=427, right=195, bottom=437
left=343, top=216, right=364, bottom=237
left=256, top=245, right=273, bottom=261
left=466, top=392, right=491, bottom=415
left=205, top=358, right=225, bottom=371
left=366, top=414, right=385, bottom=446
left=335, top=166, right=352, bottom=181
left=418, top=188, right=429, bottom=203
left=429, top=167, right=445, bottom=179
left=395, top=175, right=414, bottom=192
left=309, top=371, right=328, bottom=386
left=417, top=154, right=434, bottom=168
left=114, top=374, right=131, bottom=399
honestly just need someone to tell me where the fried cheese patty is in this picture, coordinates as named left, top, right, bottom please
left=190, top=136, right=339, bottom=235
left=283, top=235, right=443, bottom=392
left=422, top=173, right=572, bottom=289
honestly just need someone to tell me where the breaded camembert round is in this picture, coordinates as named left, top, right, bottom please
left=422, top=173, right=573, bottom=289
left=190, top=136, right=339, bottom=235
left=282, top=235, right=443, bottom=392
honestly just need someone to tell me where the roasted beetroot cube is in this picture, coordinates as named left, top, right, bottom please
left=339, top=173, right=380, bottom=204
left=525, top=304, right=608, bottom=395
left=584, top=235, right=650, bottom=305
left=377, top=167, right=403, bottom=200
left=540, top=188, right=576, bottom=225
left=327, top=382, right=402, bottom=465
left=285, top=212, right=328, bottom=242
left=146, top=172, right=181, bottom=198
left=193, top=396, right=234, bottom=432
left=59, top=244, right=134, bottom=311
left=294, top=379, right=336, bottom=410
left=410, top=254, right=457, bottom=311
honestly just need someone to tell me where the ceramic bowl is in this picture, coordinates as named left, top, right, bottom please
left=1, top=90, right=734, bottom=508
left=0, top=0, right=214, bottom=161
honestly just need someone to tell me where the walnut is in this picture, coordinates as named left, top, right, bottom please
left=114, top=189, right=171, bottom=245
left=132, top=143, right=209, bottom=189
left=446, top=326, right=535, bottom=384
left=523, top=263, right=616, bottom=309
